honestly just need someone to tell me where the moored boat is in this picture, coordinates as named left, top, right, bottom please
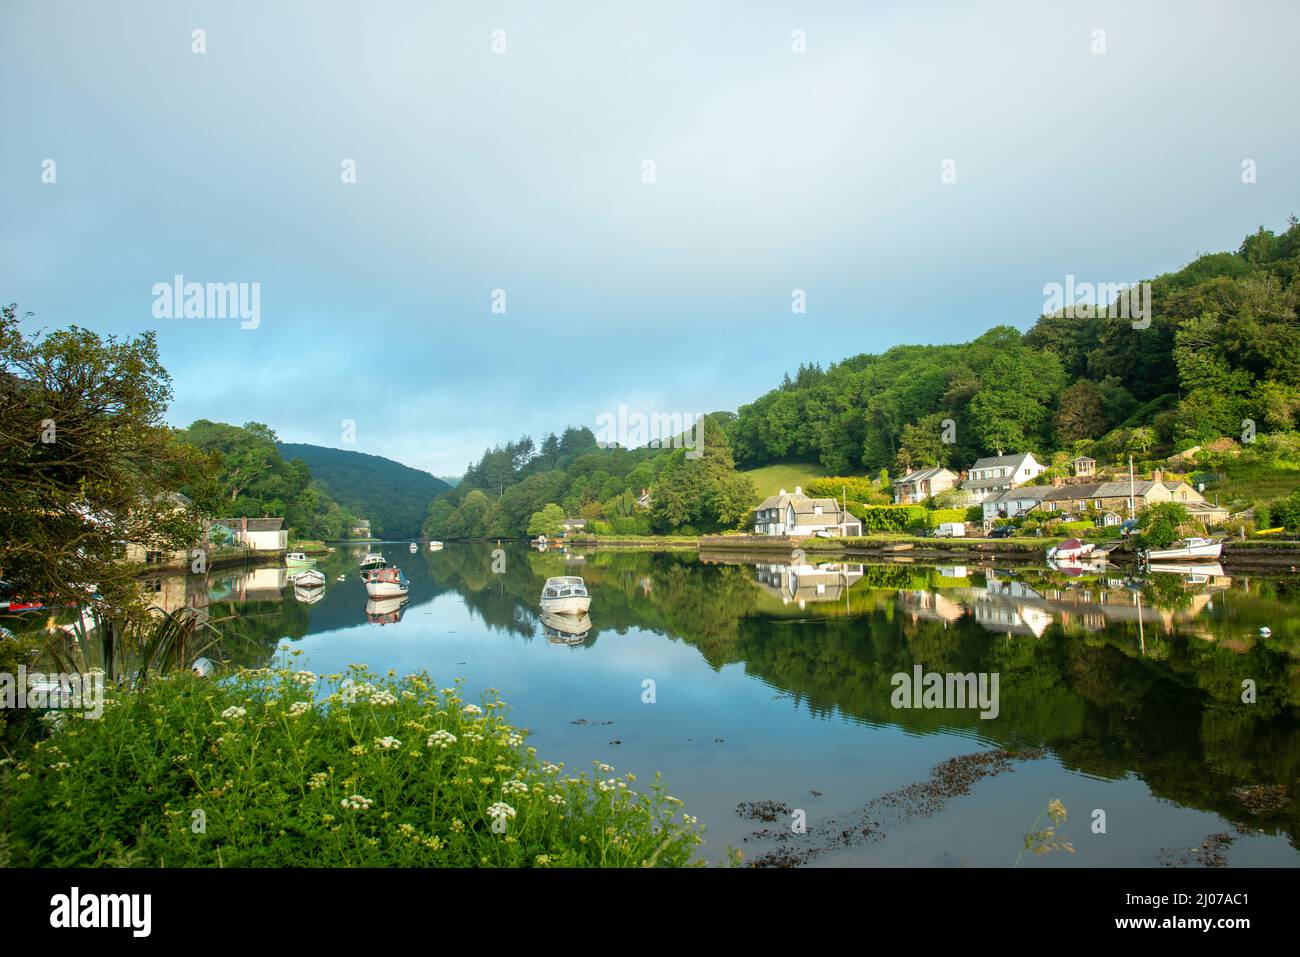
left=285, top=552, right=317, bottom=568
left=1047, top=538, right=1095, bottom=561
left=288, top=569, right=326, bottom=588
left=363, top=565, right=409, bottom=598
left=539, top=576, right=590, bottom=615
left=409, top=542, right=418, bottom=553
left=1144, top=537, right=1222, bottom=562
left=428, top=541, right=444, bottom=551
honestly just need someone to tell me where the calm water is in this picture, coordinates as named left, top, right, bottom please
left=146, top=542, right=1300, bottom=867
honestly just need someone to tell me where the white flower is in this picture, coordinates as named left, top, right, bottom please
left=486, top=802, right=516, bottom=821
left=288, top=701, right=312, bottom=717
left=462, top=704, right=483, bottom=716
left=220, top=706, right=247, bottom=721
left=308, top=772, right=328, bottom=790
left=341, top=794, right=374, bottom=811
left=502, top=780, right=529, bottom=796
left=541, top=762, right=562, bottom=774
left=370, top=691, right=398, bottom=706
left=374, top=736, right=402, bottom=751
left=547, top=794, right=566, bottom=806
left=291, top=670, right=316, bottom=687
left=427, top=730, right=457, bottom=750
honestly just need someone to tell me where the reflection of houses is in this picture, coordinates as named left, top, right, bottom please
left=971, top=595, right=1054, bottom=637
left=210, top=565, right=288, bottom=604
left=351, top=519, right=372, bottom=539
left=214, top=517, right=287, bottom=552
left=140, top=568, right=211, bottom=620
left=754, top=562, right=864, bottom=605
left=753, top=488, right=863, bottom=536
left=125, top=492, right=197, bottom=567
left=892, top=467, right=958, bottom=505
left=897, top=589, right=967, bottom=626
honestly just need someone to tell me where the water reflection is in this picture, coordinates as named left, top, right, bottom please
left=111, top=542, right=1300, bottom=856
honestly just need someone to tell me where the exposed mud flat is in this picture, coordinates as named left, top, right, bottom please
left=1232, top=783, right=1291, bottom=815
left=740, top=747, right=1048, bottom=868
left=1159, top=832, right=1236, bottom=868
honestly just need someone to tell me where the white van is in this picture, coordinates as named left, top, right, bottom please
left=933, top=522, right=966, bottom=538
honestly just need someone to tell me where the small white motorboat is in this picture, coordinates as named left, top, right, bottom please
left=428, top=541, right=444, bottom=551
left=285, top=552, right=317, bottom=569
left=409, top=542, right=418, bottom=553
left=539, top=576, right=590, bottom=615
left=1046, top=538, right=1095, bottom=561
left=1144, top=537, right=1222, bottom=562
left=363, top=565, right=409, bottom=598
left=359, top=552, right=386, bottom=570
left=289, top=569, right=326, bottom=588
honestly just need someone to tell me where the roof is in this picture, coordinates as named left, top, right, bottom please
left=1072, top=455, right=1096, bottom=463
left=986, top=486, right=1053, bottom=504
left=963, top=475, right=1019, bottom=491
left=893, top=466, right=956, bottom=486
left=1038, top=481, right=1158, bottom=502
left=754, top=490, right=847, bottom=519
left=215, top=517, right=285, bottom=531
left=970, top=453, right=1035, bottom=471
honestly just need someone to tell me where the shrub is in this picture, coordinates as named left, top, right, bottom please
left=0, top=663, right=702, bottom=867
left=926, top=508, right=968, bottom=528
left=852, top=505, right=927, bottom=532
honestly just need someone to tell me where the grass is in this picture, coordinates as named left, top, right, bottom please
left=1201, top=461, right=1300, bottom=509
left=740, top=461, right=830, bottom=498
left=0, top=659, right=703, bottom=867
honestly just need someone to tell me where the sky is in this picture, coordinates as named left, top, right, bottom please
left=2, top=0, right=1297, bottom=476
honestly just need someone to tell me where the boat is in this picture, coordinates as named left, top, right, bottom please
left=288, top=569, right=326, bottom=588
left=882, top=543, right=914, bottom=553
left=1147, top=561, right=1226, bottom=578
left=363, top=565, right=409, bottom=598
left=366, top=595, right=409, bottom=624
left=541, top=610, right=592, bottom=645
left=285, top=552, right=317, bottom=569
left=1046, top=539, right=1095, bottom=561
left=1143, top=537, right=1222, bottom=562
left=409, top=542, right=418, bottom=554
left=539, top=576, right=590, bottom=615
left=428, top=541, right=444, bottom=551
left=359, top=552, right=386, bottom=570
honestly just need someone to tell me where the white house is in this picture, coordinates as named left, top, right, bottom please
left=216, top=517, right=287, bottom=552
left=753, top=487, right=863, bottom=537
left=961, top=452, right=1047, bottom=503
left=982, top=486, right=1053, bottom=527
left=892, top=466, right=959, bottom=504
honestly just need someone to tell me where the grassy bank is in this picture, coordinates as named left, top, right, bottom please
left=0, top=662, right=702, bottom=867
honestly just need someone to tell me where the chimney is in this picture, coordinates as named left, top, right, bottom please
left=779, top=488, right=787, bottom=496
left=1152, top=469, right=1163, bottom=485
left=1053, top=475, right=1064, bottom=488
left=241, top=516, right=247, bottom=532
left=794, top=486, right=802, bottom=495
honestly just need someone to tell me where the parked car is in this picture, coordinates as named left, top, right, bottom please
left=989, top=525, right=1016, bottom=539
left=933, top=522, right=966, bottom=538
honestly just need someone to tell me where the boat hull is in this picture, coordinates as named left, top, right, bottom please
left=1145, top=542, right=1222, bottom=561
left=365, top=580, right=409, bottom=598
left=285, top=557, right=316, bottom=568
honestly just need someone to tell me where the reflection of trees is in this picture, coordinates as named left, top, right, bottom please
left=415, top=544, right=1300, bottom=848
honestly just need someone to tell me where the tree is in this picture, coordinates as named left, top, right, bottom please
left=526, top=503, right=565, bottom=536
left=0, top=305, right=209, bottom=618
left=1136, top=502, right=1191, bottom=549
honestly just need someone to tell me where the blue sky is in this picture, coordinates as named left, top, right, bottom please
left=2, top=0, right=1297, bottom=476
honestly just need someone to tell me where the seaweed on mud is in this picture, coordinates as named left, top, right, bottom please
left=1158, top=833, right=1235, bottom=868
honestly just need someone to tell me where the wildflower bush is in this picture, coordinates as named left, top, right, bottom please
left=0, top=661, right=703, bottom=867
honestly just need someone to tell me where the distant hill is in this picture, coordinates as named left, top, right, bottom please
left=277, top=443, right=450, bottom=539
left=437, top=476, right=462, bottom=488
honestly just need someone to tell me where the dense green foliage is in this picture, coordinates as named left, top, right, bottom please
left=1136, top=502, right=1193, bottom=549
left=1, top=305, right=210, bottom=617
left=728, top=218, right=1300, bottom=476
left=0, top=663, right=702, bottom=866
left=277, top=442, right=449, bottom=539
left=180, top=422, right=357, bottom=541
